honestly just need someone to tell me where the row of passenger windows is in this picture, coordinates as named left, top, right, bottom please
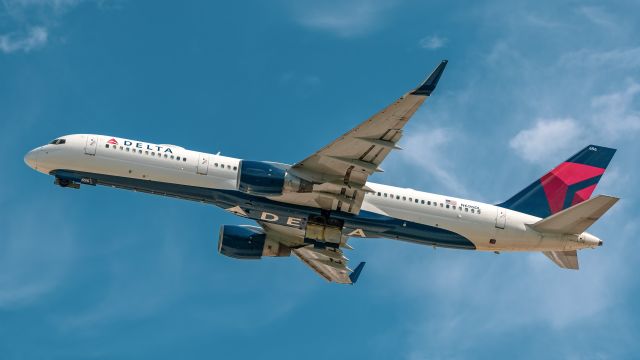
left=212, top=162, right=237, bottom=171
left=374, top=191, right=482, bottom=214
left=105, top=143, right=187, bottom=162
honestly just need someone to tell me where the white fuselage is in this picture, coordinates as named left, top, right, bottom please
left=24, top=134, right=602, bottom=252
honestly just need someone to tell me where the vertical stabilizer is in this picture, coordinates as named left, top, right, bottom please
left=499, top=145, right=616, bottom=218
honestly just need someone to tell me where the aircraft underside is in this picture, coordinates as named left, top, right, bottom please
left=51, top=169, right=476, bottom=250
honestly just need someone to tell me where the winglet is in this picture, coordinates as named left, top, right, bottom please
left=349, top=262, right=366, bottom=284
left=411, top=60, right=448, bottom=96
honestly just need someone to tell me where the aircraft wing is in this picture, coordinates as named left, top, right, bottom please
left=260, top=222, right=365, bottom=284
left=280, top=60, right=448, bottom=215
left=543, top=250, right=579, bottom=270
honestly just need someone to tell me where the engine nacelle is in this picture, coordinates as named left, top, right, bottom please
left=237, top=160, right=312, bottom=196
left=218, top=225, right=291, bottom=259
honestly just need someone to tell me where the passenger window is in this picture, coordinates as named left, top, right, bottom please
left=427, top=201, right=431, bottom=205
left=227, top=165, right=231, bottom=169
left=170, top=155, right=174, bottom=159
left=120, top=146, right=123, bottom=150
left=126, top=148, right=130, bottom=152
left=465, top=208, right=468, bottom=212
left=183, top=158, right=187, bottom=162
left=377, top=192, right=381, bottom=196
left=145, top=151, right=149, bottom=155
left=384, top=193, right=387, bottom=198
left=215, top=163, right=218, bottom=167
left=177, top=156, right=181, bottom=161
left=164, top=154, right=168, bottom=158
left=402, top=196, right=406, bottom=201
left=396, top=195, right=400, bottom=200
left=452, top=206, right=456, bottom=210
left=151, top=152, right=155, bottom=156
left=478, top=210, right=481, bottom=214
left=233, top=166, right=237, bottom=170
left=105, top=144, right=109, bottom=148
left=415, top=199, right=418, bottom=203
left=440, top=203, right=443, bottom=207
left=421, top=200, right=425, bottom=204
left=138, top=150, right=142, bottom=154
left=471, top=209, right=475, bottom=213
left=446, top=205, right=450, bottom=209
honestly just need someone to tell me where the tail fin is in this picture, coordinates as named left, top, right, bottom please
left=499, top=145, right=616, bottom=218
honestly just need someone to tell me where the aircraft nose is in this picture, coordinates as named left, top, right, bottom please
left=24, top=148, right=40, bottom=169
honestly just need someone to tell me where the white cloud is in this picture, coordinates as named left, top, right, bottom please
left=418, top=35, right=447, bottom=50
left=591, top=82, right=640, bottom=139
left=0, top=27, right=48, bottom=53
left=509, top=83, right=640, bottom=165
left=290, top=0, right=397, bottom=37
left=4, top=0, right=82, bottom=12
left=560, top=47, right=640, bottom=70
left=509, top=118, right=583, bottom=164
left=578, top=6, right=618, bottom=30
left=395, top=126, right=467, bottom=196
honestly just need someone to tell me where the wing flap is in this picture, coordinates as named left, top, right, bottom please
left=259, top=222, right=364, bottom=284
left=293, top=246, right=362, bottom=284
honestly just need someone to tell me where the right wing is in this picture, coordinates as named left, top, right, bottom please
left=260, top=222, right=365, bottom=284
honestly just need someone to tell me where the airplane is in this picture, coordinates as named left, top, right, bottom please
left=24, top=60, right=619, bottom=284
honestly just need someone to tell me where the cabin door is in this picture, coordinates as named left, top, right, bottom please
left=196, top=153, right=209, bottom=175
left=495, top=208, right=506, bottom=229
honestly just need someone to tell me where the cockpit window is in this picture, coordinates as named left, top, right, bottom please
left=49, top=139, right=66, bottom=145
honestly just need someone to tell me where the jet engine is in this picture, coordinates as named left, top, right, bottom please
left=236, top=160, right=313, bottom=196
left=218, top=225, right=291, bottom=259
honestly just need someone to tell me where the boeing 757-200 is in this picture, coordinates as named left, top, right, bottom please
left=24, top=60, right=619, bottom=284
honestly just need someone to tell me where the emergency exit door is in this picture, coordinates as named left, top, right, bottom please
left=495, top=208, right=506, bottom=229
left=197, top=153, right=209, bottom=175
left=85, top=135, right=97, bottom=155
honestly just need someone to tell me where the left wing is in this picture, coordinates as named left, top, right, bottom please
left=543, top=250, right=579, bottom=270
left=275, top=60, right=448, bottom=215
left=260, top=222, right=365, bottom=284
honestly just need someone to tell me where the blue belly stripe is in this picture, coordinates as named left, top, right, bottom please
left=51, top=169, right=476, bottom=250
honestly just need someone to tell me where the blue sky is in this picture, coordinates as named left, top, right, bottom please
left=1, top=0, right=639, bottom=358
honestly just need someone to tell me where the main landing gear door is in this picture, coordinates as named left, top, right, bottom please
left=85, top=135, right=97, bottom=155
left=495, top=208, right=506, bottom=229
left=196, top=153, right=209, bottom=175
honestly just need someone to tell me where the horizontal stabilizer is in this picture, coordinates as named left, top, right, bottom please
left=530, top=195, right=619, bottom=234
left=543, top=250, right=579, bottom=270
